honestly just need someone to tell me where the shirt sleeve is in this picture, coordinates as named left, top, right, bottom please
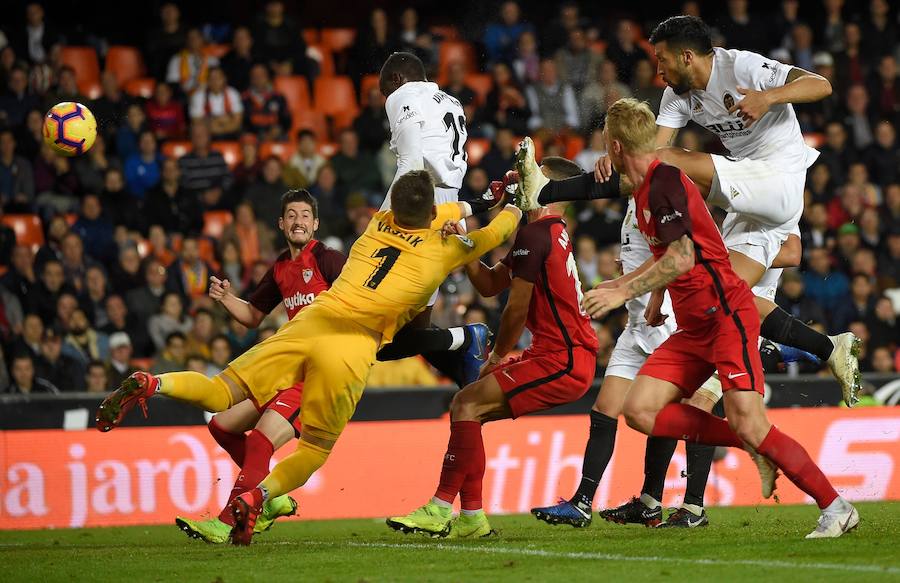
left=648, top=165, right=693, bottom=245
left=317, top=248, right=347, bottom=285
left=430, top=202, right=463, bottom=229
left=506, top=224, right=550, bottom=284
left=656, top=87, right=691, bottom=129
left=228, top=88, right=244, bottom=114
left=447, top=207, right=520, bottom=269
left=733, top=49, right=791, bottom=91
left=247, top=266, right=282, bottom=314
left=189, top=92, right=204, bottom=119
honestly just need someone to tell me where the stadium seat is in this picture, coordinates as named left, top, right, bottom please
left=314, top=76, right=358, bottom=119
left=60, top=46, right=101, bottom=96
left=564, top=135, right=585, bottom=161
left=2, top=214, right=44, bottom=251
left=161, top=140, right=191, bottom=159
left=463, top=73, right=492, bottom=106
left=203, top=210, right=234, bottom=238
left=130, top=357, right=153, bottom=371
left=210, top=141, right=241, bottom=169
left=197, top=238, right=218, bottom=270
left=204, top=44, right=230, bottom=59
left=105, top=45, right=145, bottom=85
left=438, top=41, right=476, bottom=85
left=359, top=74, right=381, bottom=106
left=260, top=141, right=297, bottom=162
left=465, top=138, right=490, bottom=167
left=308, top=44, right=335, bottom=77
left=124, top=77, right=156, bottom=99
left=292, top=109, right=328, bottom=140
left=274, top=75, right=312, bottom=114
left=320, top=28, right=356, bottom=53
left=303, top=28, right=319, bottom=46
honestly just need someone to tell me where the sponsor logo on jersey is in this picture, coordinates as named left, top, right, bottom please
left=302, top=268, right=314, bottom=283
left=455, top=235, right=475, bottom=248
left=397, top=108, right=419, bottom=124
left=284, top=291, right=316, bottom=311
left=723, top=92, right=735, bottom=111
left=512, top=248, right=529, bottom=257
left=643, top=209, right=652, bottom=221
left=658, top=209, right=683, bottom=224
left=730, top=186, right=741, bottom=199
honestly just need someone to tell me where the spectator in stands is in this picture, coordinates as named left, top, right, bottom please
left=864, top=120, right=899, bottom=188
left=167, top=237, right=212, bottom=307
left=145, top=82, right=186, bottom=141
left=62, top=308, right=109, bottom=367
left=115, top=103, right=147, bottom=162
left=231, top=134, right=263, bottom=196
left=860, top=0, right=896, bottom=63
left=107, top=244, right=141, bottom=297
left=788, top=23, right=815, bottom=72
left=574, top=199, right=624, bottom=248
left=2, top=245, right=38, bottom=310
left=459, top=167, right=489, bottom=202
left=123, top=131, right=162, bottom=200
left=398, top=8, right=438, bottom=72
left=868, top=296, right=899, bottom=350
left=834, top=22, right=866, bottom=94
left=442, top=62, right=477, bottom=120
left=0, top=66, right=40, bottom=129
left=185, top=308, right=215, bottom=359
left=871, top=346, right=896, bottom=374
left=349, top=8, right=399, bottom=84
left=479, top=126, right=517, bottom=182
left=717, top=0, right=767, bottom=54
left=308, top=164, right=346, bottom=237
left=100, top=167, right=139, bottom=231
left=34, top=214, right=68, bottom=270
left=144, top=157, right=203, bottom=236
left=217, top=238, right=245, bottom=294
left=480, top=62, right=530, bottom=135
left=832, top=273, right=879, bottom=333
left=149, top=330, right=187, bottom=374
left=9, top=313, right=43, bottom=362
left=843, top=85, right=876, bottom=151
left=483, top=1, right=533, bottom=65
left=190, top=67, right=243, bottom=140
left=858, top=206, right=882, bottom=250
left=15, top=3, right=60, bottom=65
left=801, top=201, right=835, bottom=253
left=60, top=232, right=97, bottom=293
left=803, top=246, right=850, bottom=317
left=0, top=128, right=34, bottom=210
left=31, top=259, right=73, bottom=326
left=33, top=142, right=79, bottom=214
left=868, top=55, right=900, bottom=124
left=512, top=31, right=541, bottom=86
left=525, top=59, right=578, bottom=132
left=36, top=325, right=84, bottom=391
left=632, top=59, right=664, bottom=114
left=146, top=2, right=187, bottom=81
left=808, top=163, right=837, bottom=205
left=329, top=128, right=382, bottom=196
left=555, top=28, right=601, bottom=95
left=54, top=293, right=77, bottom=333
left=126, top=259, right=168, bottom=324
left=353, top=85, right=390, bottom=154
left=818, top=0, right=846, bottom=54
left=580, top=60, right=631, bottom=133
left=91, top=71, right=132, bottom=145
left=105, top=331, right=136, bottom=388
left=770, top=0, right=800, bottom=53
left=179, top=122, right=232, bottom=206
left=242, top=63, right=291, bottom=141
left=542, top=1, right=589, bottom=57
left=85, top=360, right=109, bottom=392
left=880, top=226, right=900, bottom=287
left=73, top=134, right=117, bottom=197
left=574, top=128, right=607, bottom=173
left=221, top=27, right=256, bottom=93
left=834, top=222, right=862, bottom=273
left=207, top=334, right=232, bottom=375
left=253, top=0, right=313, bottom=78
left=7, top=352, right=58, bottom=394
left=246, top=156, right=288, bottom=228
left=605, top=20, right=649, bottom=86
left=15, top=108, right=44, bottom=162
left=818, top=121, right=856, bottom=185
left=79, top=265, right=109, bottom=328
left=166, top=27, right=218, bottom=96
left=148, top=292, right=193, bottom=352
left=221, top=202, right=275, bottom=268
left=100, top=294, right=152, bottom=358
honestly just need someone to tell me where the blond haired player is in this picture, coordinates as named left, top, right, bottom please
left=95, top=170, right=521, bottom=545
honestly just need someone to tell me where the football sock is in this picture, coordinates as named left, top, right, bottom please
left=684, top=442, right=715, bottom=507
left=459, top=424, right=486, bottom=511
left=157, top=372, right=235, bottom=412
left=574, top=411, right=617, bottom=506
left=756, top=425, right=838, bottom=509
left=219, top=430, right=274, bottom=525
left=681, top=503, right=704, bottom=516
left=639, top=493, right=661, bottom=509
left=376, top=327, right=470, bottom=361
left=537, top=171, right=621, bottom=205
left=641, top=437, right=677, bottom=503
left=760, top=307, right=834, bottom=361
left=260, top=438, right=330, bottom=499
left=651, top=403, right=744, bottom=448
left=434, top=421, right=481, bottom=505
left=208, top=417, right=245, bottom=466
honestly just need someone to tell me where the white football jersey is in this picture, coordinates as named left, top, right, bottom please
left=620, top=197, right=674, bottom=326
left=386, top=81, right=468, bottom=190
left=657, top=47, right=819, bottom=173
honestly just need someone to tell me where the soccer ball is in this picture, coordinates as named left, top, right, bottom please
left=43, top=102, right=97, bottom=157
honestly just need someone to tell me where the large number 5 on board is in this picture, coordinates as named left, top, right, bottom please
left=365, top=246, right=401, bottom=289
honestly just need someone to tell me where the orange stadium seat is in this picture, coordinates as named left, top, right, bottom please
left=130, top=357, right=153, bottom=371
left=203, top=210, right=234, bottom=238
left=308, top=44, right=335, bottom=77
left=2, top=214, right=44, bottom=250
left=124, top=77, right=156, bottom=98
left=60, top=46, right=100, bottom=96
left=320, top=28, right=356, bottom=53
left=463, top=73, right=492, bottom=106
left=274, top=75, right=311, bottom=113
left=564, top=135, right=585, bottom=160
left=438, top=41, right=476, bottom=84
left=292, top=109, right=328, bottom=140
left=105, top=45, right=145, bottom=85
left=161, top=140, right=191, bottom=159
left=210, top=141, right=241, bottom=169
left=359, top=74, right=381, bottom=106
left=314, top=76, right=358, bottom=119
left=465, top=138, right=490, bottom=167
left=197, top=238, right=218, bottom=270
left=303, top=28, right=319, bottom=46
left=204, top=44, right=230, bottom=59
left=260, top=141, right=297, bottom=162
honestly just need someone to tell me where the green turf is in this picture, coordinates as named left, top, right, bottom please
left=3, top=502, right=899, bottom=582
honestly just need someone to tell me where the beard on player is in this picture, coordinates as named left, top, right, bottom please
left=279, top=196, right=319, bottom=251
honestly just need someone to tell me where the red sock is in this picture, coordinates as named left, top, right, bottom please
left=459, top=427, right=485, bottom=511
left=756, top=426, right=838, bottom=509
left=434, top=421, right=481, bottom=505
left=209, top=417, right=246, bottom=466
left=219, top=430, right=275, bottom=525
left=651, top=403, right=744, bottom=448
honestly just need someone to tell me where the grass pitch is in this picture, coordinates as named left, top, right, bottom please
left=3, top=502, right=899, bottom=582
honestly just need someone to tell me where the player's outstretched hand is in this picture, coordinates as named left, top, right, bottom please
left=728, top=87, right=771, bottom=128
left=644, top=289, right=669, bottom=327
left=582, top=287, right=627, bottom=319
left=440, top=220, right=463, bottom=240
left=209, top=276, right=231, bottom=301
left=593, top=155, right=614, bottom=183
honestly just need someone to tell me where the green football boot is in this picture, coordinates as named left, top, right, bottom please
left=254, top=494, right=299, bottom=533
left=448, top=510, right=497, bottom=538
left=386, top=501, right=453, bottom=537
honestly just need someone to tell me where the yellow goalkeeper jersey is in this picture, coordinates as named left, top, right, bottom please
left=314, top=203, right=519, bottom=344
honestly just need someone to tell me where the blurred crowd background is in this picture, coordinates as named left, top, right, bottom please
left=0, top=0, right=898, bottom=395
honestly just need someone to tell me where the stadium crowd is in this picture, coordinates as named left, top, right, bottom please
left=0, top=0, right=898, bottom=394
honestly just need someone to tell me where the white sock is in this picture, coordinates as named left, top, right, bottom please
left=461, top=508, right=481, bottom=516
left=448, top=327, right=466, bottom=351
left=431, top=496, right=453, bottom=509
left=681, top=503, right=703, bottom=516
left=639, top=493, right=661, bottom=509
left=823, top=496, right=848, bottom=514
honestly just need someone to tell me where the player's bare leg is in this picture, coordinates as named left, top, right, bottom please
left=655, top=147, right=715, bottom=195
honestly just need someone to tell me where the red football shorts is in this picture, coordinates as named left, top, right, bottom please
left=638, top=306, right=764, bottom=396
left=256, top=382, right=304, bottom=436
left=493, top=346, right=596, bottom=418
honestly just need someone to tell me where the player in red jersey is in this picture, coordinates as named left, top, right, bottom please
left=386, top=157, right=599, bottom=538
left=175, top=190, right=346, bottom=543
left=520, top=99, right=857, bottom=539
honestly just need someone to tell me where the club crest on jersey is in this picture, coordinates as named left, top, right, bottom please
left=302, top=268, right=313, bottom=283
left=723, top=92, right=735, bottom=111
left=643, top=209, right=652, bottom=222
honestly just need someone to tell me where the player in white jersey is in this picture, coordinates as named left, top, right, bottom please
left=531, top=194, right=723, bottom=528
left=532, top=16, right=860, bottom=406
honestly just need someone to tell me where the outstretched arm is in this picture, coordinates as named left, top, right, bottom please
left=209, top=276, right=267, bottom=328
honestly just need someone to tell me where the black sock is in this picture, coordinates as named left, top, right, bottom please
left=760, top=307, right=834, bottom=361
left=376, top=327, right=468, bottom=361
left=683, top=442, right=715, bottom=507
left=641, top=437, right=677, bottom=503
left=573, top=411, right=618, bottom=506
left=537, top=172, right=621, bottom=205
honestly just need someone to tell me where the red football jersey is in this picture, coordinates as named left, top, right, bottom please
left=248, top=239, right=346, bottom=319
left=633, top=160, right=755, bottom=330
left=502, top=216, right=599, bottom=355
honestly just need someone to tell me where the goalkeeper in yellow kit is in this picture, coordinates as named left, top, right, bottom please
left=95, top=170, right=522, bottom=545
